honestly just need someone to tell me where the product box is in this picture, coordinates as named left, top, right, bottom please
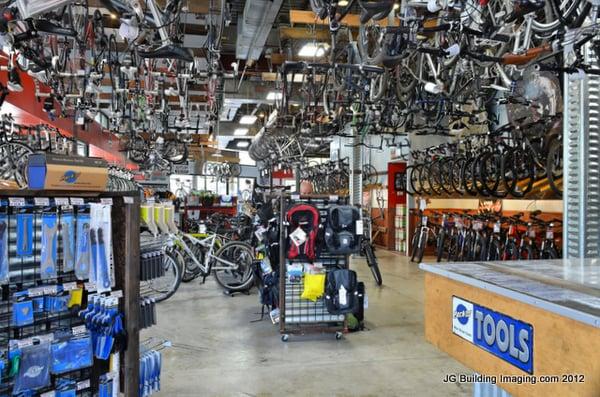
left=28, top=153, right=108, bottom=191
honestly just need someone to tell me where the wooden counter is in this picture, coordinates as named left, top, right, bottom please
left=421, top=260, right=600, bottom=397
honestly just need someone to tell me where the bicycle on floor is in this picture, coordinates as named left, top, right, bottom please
left=172, top=231, right=255, bottom=292
left=361, top=212, right=383, bottom=286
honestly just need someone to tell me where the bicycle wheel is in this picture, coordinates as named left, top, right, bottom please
left=415, top=231, right=427, bottom=263
left=181, top=243, right=206, bottom=282
left=462, top=157, right=478, bottom=196
left=436, top=229, right=446, bottom=262
left=363, top=163, right=378, bottom=185
left=503, top=147, right=534, bottom=198
left=546, top=138, right=563, bottom=196
left=213, top=241, right=255, bottom=292
left=0, top=142, right=33, bottom=187
left=502, top=239, right=519, bottom=261
left=446, top=233, right=459, bottom=262
left=486, top=238, right=500, bottom=261
left=479, top=151, right=506, bottom=198
left=142, top=251, right=182, bottom=302
left=363, top=241, right=382, bottom=286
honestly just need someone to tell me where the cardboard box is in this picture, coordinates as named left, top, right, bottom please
left=28, top=153, right=108, bottom=191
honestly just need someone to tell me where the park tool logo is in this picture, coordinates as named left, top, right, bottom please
left=61, top=170, right=81, bottom=184
left=452, top=296, right=533, bottom=373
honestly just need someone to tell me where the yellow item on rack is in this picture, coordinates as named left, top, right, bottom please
left=301, top=273, right=326, bottom=302
left=68, top=288, right=83, bottom=308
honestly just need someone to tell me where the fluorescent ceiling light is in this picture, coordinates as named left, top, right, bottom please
left=338, top=0, right=349, bottom=5
left=298, top=43, right=329, bottom=58
left=239, top=115, right=257, bottom=125
left=393, top=2, right=400, bottom=9
left=234, top=128, right=249, bottom=136
left=236, top=141, right=250, bottom=148
left=266, top=92, right=283, bottom=101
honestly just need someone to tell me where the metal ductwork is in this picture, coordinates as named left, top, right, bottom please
left=236, top=0, right=283, bottom=62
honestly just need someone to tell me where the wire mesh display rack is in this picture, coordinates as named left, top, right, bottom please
left=0, top=191, right=141, bottom=396
left=278, top=194, right=350, bottom=342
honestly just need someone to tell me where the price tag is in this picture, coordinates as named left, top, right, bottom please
left=329, top=195, right=339, bottom=201
left=84, top=282, right=97, bottom=292
left=105, top=371, right=118, bottom=381
left=291, top=194, right=300, bottom=200
left=76, top=379, right=91, bottom=391
left=111, top=290, right=123, bottom=298
left=72, top=325, right=87, bottom=335
left=43, top=285, right=58, bottom=295
left=546, top=231, right=554, bottom=239
left=124, top=196, right=134, bottom=204
left=529, top=229, right=536, bottom=238
left=62, top=282, right=78, bottom=291
left=422, top=216, right=428, bottom=226
left=356, top=220, right=364, bottom=235
left=419, top=198, right=427, bottom=210
left=70, top=197, right=85, bottom=206
left=8, top=197, right=26, bottom=207
left=100, top=198, right=113, bottom=205
left=28, top=287, right=45, bottom=297
left=16, top=338, right=34, bottom=348
left=55, top=197, right=70, bottom=206
left=40, top=391, right=55, bottom=397
left=493, top=222, right=501, bottom=233
left=34, top=197, right=50, bottom=206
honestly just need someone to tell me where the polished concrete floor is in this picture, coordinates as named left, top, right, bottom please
left=144, top=250, right=472, bottom=396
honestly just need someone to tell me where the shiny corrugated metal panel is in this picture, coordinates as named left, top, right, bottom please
left=563, top=42, right=600, bottom=258
left=473, top=381, right=512, bottom=397
left=349, top=137, right=362, bottom=205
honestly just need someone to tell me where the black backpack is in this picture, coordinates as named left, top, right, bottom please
left=324, top=269, right=359, bottom=314
left=324, top=205, right=361, bottom=254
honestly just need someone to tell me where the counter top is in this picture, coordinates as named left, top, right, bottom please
left=420, top=259, right=600, bottom=328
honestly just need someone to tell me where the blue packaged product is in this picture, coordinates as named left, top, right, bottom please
left=41, top=213, right=58, bottom=280
left=51, top=335, right=93, bottom=374
left=16, top=213, right=34, bottom=256
left=13, top=342, right=52, bottom=394
left=12, top=300, right=34, bottom=327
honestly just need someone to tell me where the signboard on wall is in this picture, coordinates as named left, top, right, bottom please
left=394, top=172, right=406, bottom=192
left=452, top=296, right=534, bottom=373
left=479, top=199, right=502, bottom=213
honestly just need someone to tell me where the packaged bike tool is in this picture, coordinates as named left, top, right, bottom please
left=90, top=203, right=113, bottom=292
left=41, top=212, right=59, bottom=279
left=16, top=211, right=34, bottom=257
left=61, top=210, right=76, bottom=272
left=75, top=209, right=91, bottom=281
left=0, top=212, right=8, bottom=284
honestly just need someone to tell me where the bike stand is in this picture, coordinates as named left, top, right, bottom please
left=250, top=304, right=271, bottom=323
left=222, top=289, right=250, bottom=298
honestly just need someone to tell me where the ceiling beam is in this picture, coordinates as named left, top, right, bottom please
left=279, top=26, right=330, bottom=41
left=289, top=9, right=397, bottom=28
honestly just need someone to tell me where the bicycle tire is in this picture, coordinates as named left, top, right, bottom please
left=436, top=229, right=446, bottom=262
left=462, top=157, right=478, bottom=196
left=181, top=243, right=205, bottom=282
left=546, top=138, right=563, bottom=196
left=419, top=163, right=432, bottom=196
left=473, top=152, right=491, bottom=197
left=503, top=148, right=534, bottom=198
left=415, top=232, right=427, bottom=263
left=428, top=161, right=443, bottom=196
left=213, top=241, right=255, bottom=292
left=143, top=251, right=182, bottom=302
left=410, top=228, right=420, bottom=262
left=449, top=157, right=465, bottom=195
left=502, top=239, right=519, bottom=261
left=446, top=233, right=459, bottom=262
left=364, top=242, right=382, bottom=286
left=519, top=244, right=534, bottom=260
left=486, top=238, right=500, bottom=261
left=479, top=151, right=506, bottom=198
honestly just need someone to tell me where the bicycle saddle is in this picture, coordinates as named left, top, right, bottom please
left=358, top=0, right=394, bottom=24
left=33, top=19, right=77, bottom=37
left=139, top=44, right=194, bottom=63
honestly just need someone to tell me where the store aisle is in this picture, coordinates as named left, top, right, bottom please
left=143, top=251, right=472, bottom=396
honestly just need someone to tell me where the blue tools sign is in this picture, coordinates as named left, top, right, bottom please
left=452, top=296, right=534, bottom=374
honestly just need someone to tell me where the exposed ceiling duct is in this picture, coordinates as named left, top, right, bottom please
left=236, top=0, right=283, bottom=62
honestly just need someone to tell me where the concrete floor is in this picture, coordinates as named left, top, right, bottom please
left=144, top=250, right=472, bottom=396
